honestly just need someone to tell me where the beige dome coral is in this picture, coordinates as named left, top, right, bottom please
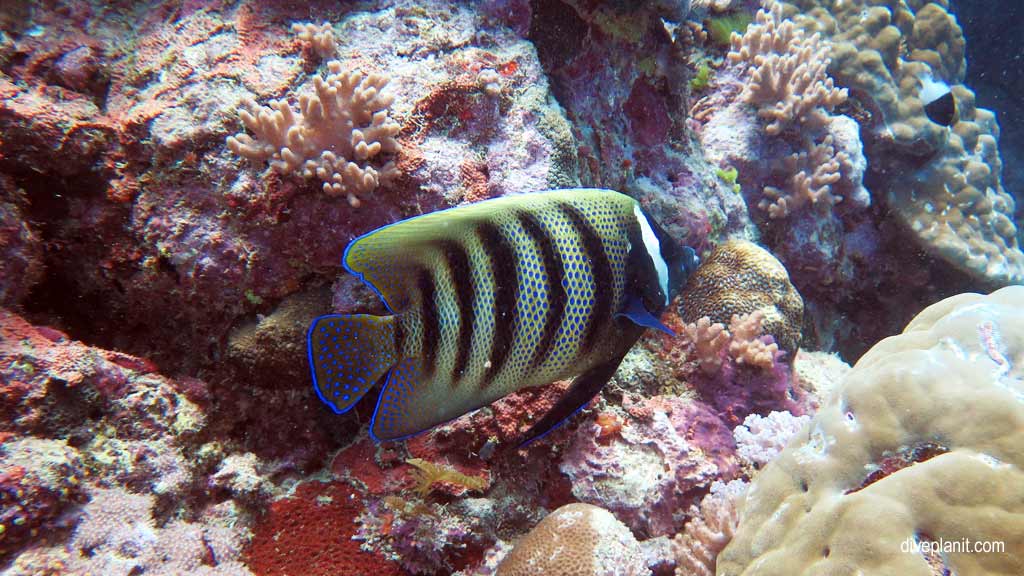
left=680, top=240, right=803, bottom=352
left=497, top=503, right=649, bottom=576
left=716, top=285, right=1024, bottom=575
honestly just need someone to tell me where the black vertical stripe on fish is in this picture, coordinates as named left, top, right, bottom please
left=477, top=221, right=519, bottom=389
left=516, top=211, right=566, bottom=369
left=558, top=202, right=613, bottom=352
left=438, top=239, right=475, bottom=385
left=393, top=314, right=405, bottom=356
left=417, top=266, right=439, bottom=379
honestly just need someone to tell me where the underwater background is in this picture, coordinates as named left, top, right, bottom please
left=0, top=0, right=1021, bottom=575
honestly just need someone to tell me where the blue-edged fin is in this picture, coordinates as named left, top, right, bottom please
left=308, top=314, right=398, bottom=414
left=370, top=357, right=423, bottom=441
left=515, top=352, right=629, bottom=448
left=616, top=296, right=675, bottom=336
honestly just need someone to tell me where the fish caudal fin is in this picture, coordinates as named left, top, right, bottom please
left=308, top=314, right=398, bottom=414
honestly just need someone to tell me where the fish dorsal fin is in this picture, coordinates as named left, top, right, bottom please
left=343, top=191, right=612, bottom=312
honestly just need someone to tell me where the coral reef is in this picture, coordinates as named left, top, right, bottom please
left=679, top=240, right=803, bottom=352
left=246, top=481, right=402, bottom=576
left=1, top=1, right=1020, bottom=574
left=2, top=0, right=578, bottom=380
left=227, top=61, right=401, bottom=207
left=0, top=438, right=85, bottom=558
left=64, top=487, right=251, bottom=575
left=0, top=176, right=43, bottom=309
left=670, top=479, right=746, bottom=576
left=718, top=286, right=1024, bottom=574
left=778, top=0, right=1024, bottom=286
left=496, top=503, right=649, bottom=576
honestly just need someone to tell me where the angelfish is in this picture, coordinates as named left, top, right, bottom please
left=307, top=189, right=699, bottom=445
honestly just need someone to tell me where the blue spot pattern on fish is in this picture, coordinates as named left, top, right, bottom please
left=307, top=189, right=699, bottom=445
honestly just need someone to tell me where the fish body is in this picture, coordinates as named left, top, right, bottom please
left=308, top=189, right=698, bottom=444
left=919, top=73, right=957, bottom=127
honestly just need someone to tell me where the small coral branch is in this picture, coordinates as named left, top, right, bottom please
left=759, top=134, right=848, bottom=218
left=682, top=317, right=731, bottom=374
left=291, top=22, right=336, bottom=58
left=672, top=480, right=746, bottom=576
left=680, top=312, right=780, bottom=374
left=727, top=311, right=780, bottom=369
left=405, top=458, right=489, bottom=497
left=227, top=62, right=401, bottom=207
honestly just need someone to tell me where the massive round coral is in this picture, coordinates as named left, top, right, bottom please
left=680, top=240, right=803, bottom=352
left=496, top=503, right=649, bottom=576
left=718, top=285, right=1024, bottom=575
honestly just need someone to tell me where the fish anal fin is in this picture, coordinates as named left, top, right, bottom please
left=514, top=353, right=628, bottom=449
left=370, top=358, right=425, bottom=441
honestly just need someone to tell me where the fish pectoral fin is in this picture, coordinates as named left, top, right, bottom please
left=514, top=352, right=628, bottom=449
left=616, top=296, right=675, bottom=336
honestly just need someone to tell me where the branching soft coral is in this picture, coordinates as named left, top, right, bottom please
left=759, top=133, right=850, bottom=218
left=672, top=480, right=746, bottom=576
left=291, top=22, right=335, bottom=58
left=680, top=312, right=780, bottom=373
left=727, top=311, right=780, bottom=369
left=227, top=61, right=401, bottom=207
left=727, top=1, right=846, bottom=135
left=682, top=317, right=730, bottom=374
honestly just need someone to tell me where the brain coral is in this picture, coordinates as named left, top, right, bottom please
left=680, top=240, right=803, bottom=352
left=776, top=0, right=1024, bottom=285
left=716, top=285, right=1024, bottom=576
left=497, top=503, right=649, bottom=576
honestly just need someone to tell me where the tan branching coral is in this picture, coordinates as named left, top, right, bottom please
left=227, top=62, right=401, bottom=207
left=727, top=312, right=779, bottom=369
left=680, top=240, right=803, bottom=352
left=682, top=317, right=730, bottom=374
left=290, top=22, right=336, bottom=58
left=672, top=480, right=746, bottom=576
left=727, top=2, right=846, bottom=136
left=497, top=503, right=648, bottom=576
left=717, top=286, right=1024, bottom=575
left=681, top=312, right=779, bottom=373
left=759, top=134, right=846, bottom=218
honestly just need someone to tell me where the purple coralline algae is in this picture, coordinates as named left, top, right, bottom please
left=559, top=395, right=738, bottom=538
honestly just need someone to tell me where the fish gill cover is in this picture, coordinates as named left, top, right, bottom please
left=0, top=0, right=1020, bottom=575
